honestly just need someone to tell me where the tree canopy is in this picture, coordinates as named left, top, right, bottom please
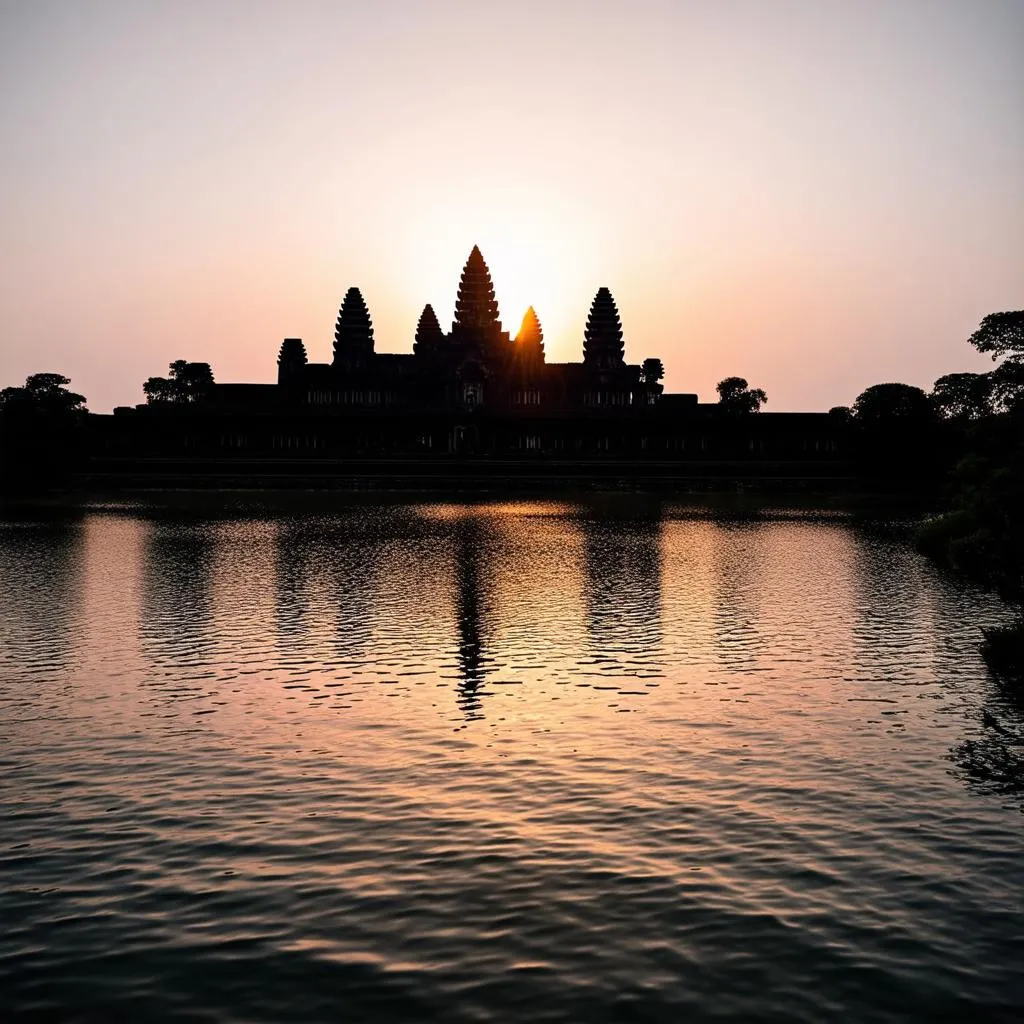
left=0, top=373, right=87, bottom=414
left=143, top=360, right=215, bottom=404
left=931, top=372, right=994, bottom=421
left=716, top=376, right=766, bottom=413
left=1, top=373, right=88, bottom=487
left=990, top=359, right=1024, bottom=414
left=852, top=382, right=934, bottom=426
left=968, top=311, right=1024, bottom=362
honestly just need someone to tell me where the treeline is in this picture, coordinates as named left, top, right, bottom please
left=0, top=373, right=88, bottom=491
left=902, top=312, right=1023, bottom=679
left=0, top=360, right=215, bottom=493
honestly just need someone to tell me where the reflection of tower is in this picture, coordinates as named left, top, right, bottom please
left=274, top=517, right=315, bottom=664
left=453, top=515, right=493, bottom=720
left=0, top=517, right=85, bottom=681
left=580, top=500, right=663, bottom=677
left=140, top=519, right=217, bottom=681
left=324, top=512, right=383, bottom=666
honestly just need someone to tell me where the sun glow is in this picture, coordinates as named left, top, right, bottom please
left=398, top=190, right=610, bottom=364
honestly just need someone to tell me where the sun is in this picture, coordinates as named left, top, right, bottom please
left=398, top=189, right=609, bottom=362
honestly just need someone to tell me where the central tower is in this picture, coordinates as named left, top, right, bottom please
left=450, top=245, right=509, bottom=362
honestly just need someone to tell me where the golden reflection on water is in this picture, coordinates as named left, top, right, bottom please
left=32, top=499, right=1009, bottom=763
left=2, top=500, right=1024, bottom=1021
left=76, top=500, right=1001, bottom=745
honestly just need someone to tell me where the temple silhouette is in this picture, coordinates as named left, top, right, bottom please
left=88, top=245, right=842, bottom=486
left=254, top=246, right=674, bottom=437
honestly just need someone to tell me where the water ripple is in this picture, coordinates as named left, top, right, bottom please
left=1, top=501, right=1022, bottom=1022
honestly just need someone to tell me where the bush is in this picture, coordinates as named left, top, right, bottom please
left=981, top=618, right=1024, bottom=686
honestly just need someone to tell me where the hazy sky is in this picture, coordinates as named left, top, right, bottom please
left=1, top=0, right=1021, bottom=412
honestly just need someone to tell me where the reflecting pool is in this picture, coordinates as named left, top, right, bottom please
left=1, top=500, right=1022, bottom=1022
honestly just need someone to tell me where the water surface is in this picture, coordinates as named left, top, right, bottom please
left=2, top=499, right=1022, bottom=1022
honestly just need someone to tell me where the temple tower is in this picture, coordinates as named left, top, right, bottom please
left=277, top=337, right=307, bottom=385
left=515, top=306, right=545, bottom=364
left=414, top=303, right=444, bottom=358
left=583, top=287, right=625, bottom=369
left=456, top=246, right=503, bottom=339
left=333, top=287, right=374, bottom=367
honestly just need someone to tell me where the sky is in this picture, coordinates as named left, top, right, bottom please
left=0, top=0, right=1021, bottom=412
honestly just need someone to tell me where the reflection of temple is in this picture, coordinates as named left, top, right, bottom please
left=275, top=512, right=387, bottom=666
left=452, top=516, right=494, bottom=719
left=580, top=503, right=664, bottom=675
left=139, top=519, right=217, bottom=672
left=0, top=519, right=84, bottom=678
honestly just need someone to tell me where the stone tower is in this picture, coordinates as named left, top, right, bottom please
left=414, top=303, right=444, bottom=358
left=450, top=246, right=508, bottom=364
left=277, top=337, right=307, bottom=385
left=333, top=287, right=374, bottom=367
left=583, top=287, right=625, bottom=369
left=515, top=306, right=545, bottom=364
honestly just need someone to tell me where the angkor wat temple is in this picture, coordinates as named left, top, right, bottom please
left=90, top=246, right=842, bottom=486
left=234, top=245, right=682, bottom=434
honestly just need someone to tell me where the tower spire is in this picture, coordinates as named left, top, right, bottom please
left=277, top=337, right=307, bottom=385
left=583, top=287, right=624, bottom=368
left=414, top=303, right=444, bottom=357
left=515, top=306, right=545, bottom=363
left=333, top=287, right=374, bottom=366
left=453, top=245, right=501, bottom=334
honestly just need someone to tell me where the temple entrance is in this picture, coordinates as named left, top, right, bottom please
left=452, top=424, right=480, bottom=455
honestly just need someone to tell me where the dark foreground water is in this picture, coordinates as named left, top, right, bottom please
left=2, top=499, right=1023, bottom=1022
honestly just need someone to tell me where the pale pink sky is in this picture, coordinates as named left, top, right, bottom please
left=1, top=0, right=1021, bottom=412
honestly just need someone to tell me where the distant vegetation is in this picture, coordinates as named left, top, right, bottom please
left=909, top=311, right=1024, bottom=682
left=2, top=320, right=1020, bottom=684
left=143, top=360, right=215, bottom=405
left=716, top=376, right=767, bottom=414
left=0, top=373, right=88, bottom=490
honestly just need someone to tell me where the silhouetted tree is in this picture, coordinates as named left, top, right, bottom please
left=969, top=311, right=1024, bottom=362
left=143, top=360, right=215, bottom=405
left=414, top=303, right=444, bottom=358
left=0, top=373, right=88, bottom=488
left=0, top=373, right=86, bottom=415
left=333, top=287, right=374, bottom=365
left=514, top=306, right=545, bottom=363
left=991, top=359, right=1024, bottom=414
left=453, top=246, right=501, bottom=334
left=932, top=372, right=995, bottom=421
left=716, top=376, right=766, bottom=413
left=828, top=405, right=853, bottom=423
left=641, top=358, right=664, bottom=384
left=583, top=287, right=624, bottom=369
left=915, top=317, right=1024, bottom=681
left=852, top=382, right=934, bottom=427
